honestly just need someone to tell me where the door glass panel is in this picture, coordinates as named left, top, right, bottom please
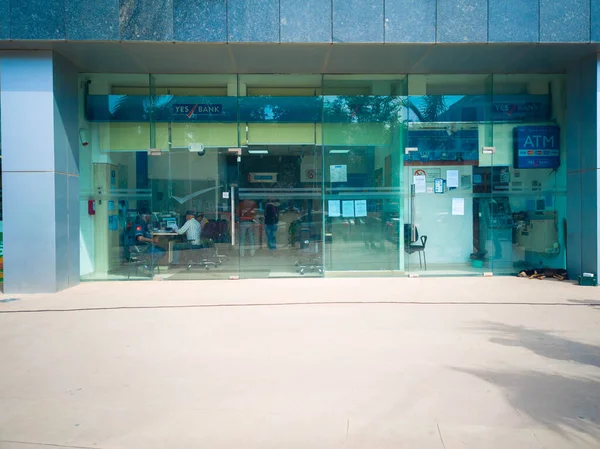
left=405, top=75, right=492, bottom=276
left=490, top=74, right=567, bottom=275
left=237, top=75, right=324, bottom=278
left=322, top=75, right=406, bottom=274
left=145, top=75, right=240, bottom=280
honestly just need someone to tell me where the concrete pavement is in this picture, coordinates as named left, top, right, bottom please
left=0, top=277, right=599, bottom=448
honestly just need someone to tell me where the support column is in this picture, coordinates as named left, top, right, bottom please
left=566, top=54, right=600, bottom=279
left=0, top=51, right=79, bottom=293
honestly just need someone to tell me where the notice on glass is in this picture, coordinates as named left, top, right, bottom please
left=452, top=198, right=465, bottom=216
left=330, top=165, right=348, bottom=183
left=342, top=200, right=355, bottom=217
left=354, top=200, right=367, bottom=217
left=413, top=175, right=427, bottom=193
left=447, top=170, right=459, bottom=188
left=108, top=200, right=115, bottom=211
left=328, top=200, right=341, bottom=217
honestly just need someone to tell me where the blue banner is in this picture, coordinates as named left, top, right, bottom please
left=405, top=129, right=479, bottom=163
left=514, top=125, right=560, bottom=169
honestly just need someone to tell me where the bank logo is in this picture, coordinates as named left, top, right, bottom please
left=173, top=104, right=223, bottom=118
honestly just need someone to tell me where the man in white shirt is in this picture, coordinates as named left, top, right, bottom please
left=172, top=210, right=202, bottom=265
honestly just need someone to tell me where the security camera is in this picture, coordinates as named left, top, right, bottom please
left=188, top=143, right=205, bottom=156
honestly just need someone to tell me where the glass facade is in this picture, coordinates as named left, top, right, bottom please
left=78, top=73, right=566, bottom=280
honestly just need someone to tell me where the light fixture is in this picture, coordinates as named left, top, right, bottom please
left=248, top=149, right=269, bottom=154
left=329, top=149, right=350, bottom=154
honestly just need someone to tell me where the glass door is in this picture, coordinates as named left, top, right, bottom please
left=404, top=75, right=493, bottom=276
left=237, top=145, right=323, bottom=278
left=147, top=146, right=240, bottom=280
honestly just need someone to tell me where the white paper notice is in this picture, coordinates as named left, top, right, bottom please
left=330, top=165, right=348, bottom=183
left=452, top=198, right=465, bottom=216
left=342, top=200, right=355, bottom=217
left=354, top=200, right=367, bottom=217
left=413, top=175, right=427, bottom=193
left=328, top=200, right=341, bottom=217
left=447, top=170, right=459, bottom=188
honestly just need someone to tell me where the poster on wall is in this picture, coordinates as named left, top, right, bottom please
left=354, top=200, right=367, bottom=217
left=330, top=165, right=348, bottom=183
left=514, top=126, right=560, bottom=169
left=328, top=200, right=341, bottom=217
left=342, top=200, right=355, bottom=217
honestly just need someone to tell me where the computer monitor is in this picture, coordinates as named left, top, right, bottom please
left=165, top=217, right=177, bottom=230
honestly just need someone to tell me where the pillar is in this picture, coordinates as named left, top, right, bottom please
left=0, top=51, right=80, bottom=293
left=566, top=53, right=600, bottom=278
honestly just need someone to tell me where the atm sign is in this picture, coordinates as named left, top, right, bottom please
left=514, top=126, right=560, bottom=169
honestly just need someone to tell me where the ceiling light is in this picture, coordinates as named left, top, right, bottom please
left=329, top=149, right=350, bottom=154
left=248, top=149, right=269, bottom=154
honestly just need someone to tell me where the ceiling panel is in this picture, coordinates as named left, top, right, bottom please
left=1, top=41, right=599, bottom=74
left=229, top=44, right=330, bottom=73
left=326, top=44, right=431, bottom=74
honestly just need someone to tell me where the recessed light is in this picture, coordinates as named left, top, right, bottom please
left=248, top=150, right=269, bottom=154
left=329, top=149, right=350, bottom=154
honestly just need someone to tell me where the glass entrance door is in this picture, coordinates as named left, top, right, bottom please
left=147, top=146, right=240, bottom=280
left=237, top=145, right=324, bottom=278
left=403, top=75, right=492, bottom=276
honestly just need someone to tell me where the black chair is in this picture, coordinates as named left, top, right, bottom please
left=405, top=235, right=428, bottom=270
left=126, top=244, right=158, bottom=279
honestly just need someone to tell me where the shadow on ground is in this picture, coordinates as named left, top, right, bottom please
left=476, top=322, right=600, bottom=368
left=456, top=322, right=600, bottom=441
left=455, top=368, right=600, bottom=441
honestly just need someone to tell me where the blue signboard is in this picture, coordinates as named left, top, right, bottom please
left=514, top=126, right=560, bottom=169
left=406, top=129, right=479, bottom=164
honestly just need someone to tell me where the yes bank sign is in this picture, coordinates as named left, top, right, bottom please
left=514, top=125, right=560, bottom=169
left=173, top=104, right=223, bottom=118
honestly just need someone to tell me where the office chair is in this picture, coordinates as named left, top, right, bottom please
left=294, top=226, right=323, bottom=275
left=405, top=235, right=428, bottom=270
left=126, top=244, right=159, bottom=279
left=185, top=241, right=219, bottom=271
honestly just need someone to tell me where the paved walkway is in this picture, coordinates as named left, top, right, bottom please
left=1, top=277, right=600, bottom=448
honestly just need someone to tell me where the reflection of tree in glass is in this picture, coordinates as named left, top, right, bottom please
left=402, top=95, right=448, bottom=123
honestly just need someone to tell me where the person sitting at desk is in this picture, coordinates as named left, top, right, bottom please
left=126, top=208, right=166, bottom=268
left=172, top=210, right=202, bottom=265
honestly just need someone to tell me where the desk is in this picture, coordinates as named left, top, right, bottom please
left=152, top=231, right=180, bottom=263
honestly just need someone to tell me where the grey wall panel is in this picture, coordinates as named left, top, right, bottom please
left=228, top=0, right=279, bottom=42
left=66, top=0, right=119, bottom=40
left=0, top=52, right=56, bottom=172
left=580, top=169, right=599, bottom=272
left=333, top=0, right=384, bottom=43
left=119, top=0, right=174, bottom=41
left=540, top=0, right=590, bottom=42
left=68, top=175, right=80, bottom=288
left=566, top=172, right=582, bottom=276
left=174, top=0, right=227, bottom=42
left=0, top=0, right=9, bottom=39
left=385, top=0, right=435, bottom=43
left=280, top=0, right=332, bottom=43
left=437, top=0, right=488, bottom=43
left=10, top=0, right=65, bottom=40
left=55, top=173, right=69, bottom=292
left=2, top=172, right=57, bottom=293
left=53, top=54, right=80, bottom=176
left=488, top=0, right=539, bottom=42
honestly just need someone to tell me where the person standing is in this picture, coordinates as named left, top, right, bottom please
left=239, top=199, right=257, bottom=257
left=264, top=199, right=279, bottom=250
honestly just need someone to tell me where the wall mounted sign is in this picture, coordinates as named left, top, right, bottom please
left=514, top=126, right=560, bottom=169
